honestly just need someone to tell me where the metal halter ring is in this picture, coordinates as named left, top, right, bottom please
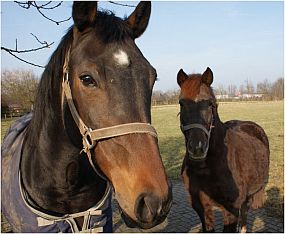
left=82, top=129, right=97, bottom=152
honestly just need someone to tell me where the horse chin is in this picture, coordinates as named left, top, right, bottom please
left=119, top=205, right=167, bottom=229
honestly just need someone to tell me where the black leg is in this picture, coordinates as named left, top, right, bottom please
left=192, top=196, right=215, bottom=233
left=240, top=201, right=249, bottom=233
left=221, top=207, right=238, bottom=233
left=223, top=222, right=238, bottom=233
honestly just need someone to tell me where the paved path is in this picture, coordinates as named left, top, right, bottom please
left=112, top=180, right=283, bottom=233
left=2, top=180, right=283, bottom=233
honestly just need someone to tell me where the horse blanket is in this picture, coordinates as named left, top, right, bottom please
left=1, top=113, right=113, bottom=233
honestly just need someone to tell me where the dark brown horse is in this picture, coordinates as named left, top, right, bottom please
left=177, top=67, right=269, bottom=232
left=1, top=2, right=172, bottom=232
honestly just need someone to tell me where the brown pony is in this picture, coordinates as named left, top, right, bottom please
left=177, top=67, right=269, bottom=232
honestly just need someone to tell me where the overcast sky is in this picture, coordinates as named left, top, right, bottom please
left=1, top=1, right=284, bottom=91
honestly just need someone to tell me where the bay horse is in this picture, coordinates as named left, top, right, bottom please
left=1, top=2, right=172, bottom=232
left=177, top=67, right=269, bottom=232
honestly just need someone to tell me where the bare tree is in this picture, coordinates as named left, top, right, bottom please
left=244, top=78, right=255, bottom=94
left=228, top=84, right=237, bottom=96
left=256, top=79, right=271, bottom=94
left=215, top=84, right=227, bottom=95
left=1, top=69, right=39, bottom=110
left=271, top=78, right=284, bottom=100
left=239, top=84, right=245, bottom=95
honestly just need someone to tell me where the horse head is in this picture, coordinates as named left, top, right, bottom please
left=66, top=1, right=172, bottom=229
left=177, top=67, right=217, bottom=161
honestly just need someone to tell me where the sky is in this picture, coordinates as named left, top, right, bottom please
left=1, top=1, right=284, bottom=91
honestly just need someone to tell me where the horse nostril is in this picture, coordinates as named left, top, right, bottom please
left=135, top=193, right=160, bottom=223
left=188, top=141, right=202, bottom=154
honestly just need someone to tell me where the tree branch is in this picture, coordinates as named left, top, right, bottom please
left=108, top=1, right=136, bottom=7
left=2, top=43, right=54, bottom=54
left=30, top=33, right=51, bottom=47
left=1, top=48, right=45, bottom=68
left=1, top=34, right=54, bottom=68
left=3, top=2, right=66, bottom=68
left=5, top=1, right=135, bottom=68
left=14, top=1, right=71, bottom=25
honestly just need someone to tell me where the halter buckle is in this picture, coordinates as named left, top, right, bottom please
left=82, top=129, right=97, bottom=153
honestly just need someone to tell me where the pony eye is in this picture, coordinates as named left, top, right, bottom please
left=208, top=101, right=214, bottom=107
left=154, top=71, right=158, bottom=81
left=79, top=74, right=98, bottom=87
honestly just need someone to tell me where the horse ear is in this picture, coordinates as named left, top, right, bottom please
left=177, top=69, right=188, bottom=87
left=72, top=1, right=97, bottom=32
left=126, top=1, right=151, bottom=39
left=202, top=67, right=213, bottom=86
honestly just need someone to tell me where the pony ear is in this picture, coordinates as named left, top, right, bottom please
left=126, top=1, right=151, bottom=39
left=72, top=1, right=97, bottom=32
left=202, top=67, right=213, bottom=86
left=177, top=69, right=188, bottom=87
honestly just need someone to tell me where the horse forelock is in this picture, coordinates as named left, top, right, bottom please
left=94, top=11, right=131, bottom=43
left=180, top=74, right=202, bottom=100
left=180, top=74, right=215, bottom=102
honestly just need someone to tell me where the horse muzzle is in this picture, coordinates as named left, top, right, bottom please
left=181, top=123, right=212, bottom=161
left=187, top=139, right=208, bottom=161
left=119, top=190, right=172, bottom=229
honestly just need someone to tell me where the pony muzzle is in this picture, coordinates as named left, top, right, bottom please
left=187, top=143, right=208, bottom=161
left=181, top=123, right=211, bottom=161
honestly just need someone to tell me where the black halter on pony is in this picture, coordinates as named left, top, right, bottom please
left=180, top=100, right=215, bottom=160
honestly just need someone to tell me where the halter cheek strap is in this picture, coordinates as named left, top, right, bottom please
left=62, top=50, right=158, bottom=177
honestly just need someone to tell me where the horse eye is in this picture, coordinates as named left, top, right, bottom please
left=79, top=75, right=98, bottom=87
left=155, top=71, right=158, bottom=81
left=208, top=101, right=214, bottom=107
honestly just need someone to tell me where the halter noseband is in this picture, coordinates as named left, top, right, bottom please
left=62, top=50, right=158, bottom=175
left=180, top=106, right=215, bottom=160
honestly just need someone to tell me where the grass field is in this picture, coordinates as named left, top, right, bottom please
left=1, top=101, right=283, bottom=218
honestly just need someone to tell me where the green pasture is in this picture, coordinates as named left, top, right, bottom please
left=1, top=101, right=283, bottom=218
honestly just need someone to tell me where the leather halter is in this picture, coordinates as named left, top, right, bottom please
left=62, top=50, right=158, bottom=175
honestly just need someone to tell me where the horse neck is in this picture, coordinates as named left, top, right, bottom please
left=21, top=54, right=106, bottom=214
left=208, top=111, right=226, bottom=153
